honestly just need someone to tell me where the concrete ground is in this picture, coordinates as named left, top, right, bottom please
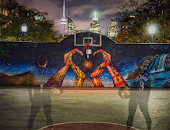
left=0, top=87, right=169, bottom=130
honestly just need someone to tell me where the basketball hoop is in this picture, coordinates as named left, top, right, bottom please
left=86, top=43, right=92, bottom=59
left=74, top=30, right=102, bottom=47
left=86, top=43, right=90, bottom=47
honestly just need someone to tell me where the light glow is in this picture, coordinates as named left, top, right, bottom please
left=84, top=60, right=92, bottom=69
left=21, top=23, right=27, bottom=33
left=147, top=24, right=158, bottom=35
left=93, top=11, right=98, bottom=21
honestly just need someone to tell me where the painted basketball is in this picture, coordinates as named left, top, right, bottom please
left=118, top=88, right=130, bottom=99
left=123, top=91, right=130, bottom=99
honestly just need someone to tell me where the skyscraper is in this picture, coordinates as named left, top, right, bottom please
left=60, top=0, right=67, bottom=35
left=67, top=17, right=76, bottom=35
left=90, top=11, right=101, bottom=34
left=108, top=19, right=118, bottom=39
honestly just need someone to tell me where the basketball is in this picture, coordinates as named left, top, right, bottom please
left=118, top=88, right=130, bottom=99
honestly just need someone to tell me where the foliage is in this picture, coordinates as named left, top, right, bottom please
left=115, top=0, right=170, bottom=43
left=0, top=2, right=57, bottom=42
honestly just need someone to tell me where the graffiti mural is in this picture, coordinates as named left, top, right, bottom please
left=126, top=54, right=170, bottom=88
left=0, top=32, right=169, bottom=88
left=44, top=48, right=128, bottom=88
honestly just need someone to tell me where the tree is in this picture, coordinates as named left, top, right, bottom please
left=116, top=0, right=170, bottom=43
left=0, top=1, right=57, bottom=42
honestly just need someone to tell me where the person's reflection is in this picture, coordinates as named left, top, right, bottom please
left=28, top=56, right=53, bottom=130
left=28, top=87, right=53, bottom=130
left=126, top=74, right=151, bottom=130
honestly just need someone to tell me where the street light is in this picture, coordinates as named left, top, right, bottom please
left=147, top=23, right=158, bottom=43
left=21, top=23, right=28, bottom=41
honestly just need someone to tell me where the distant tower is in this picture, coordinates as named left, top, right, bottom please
left=90, top=11, right=101, bottom=34
left=60, top=0, right=67, bottom=35
left=68, top=17, right=76, bottom=35
left=108, top=19, right=118, bottom=39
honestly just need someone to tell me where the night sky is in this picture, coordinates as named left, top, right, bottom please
left=16, top=0, right=148, bottom=35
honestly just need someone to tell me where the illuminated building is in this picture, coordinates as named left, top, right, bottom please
left=60, top=0, right=67, bottom=35
left=34, top=15, right=43, bottom=21
left=108, top=19, right=118, bottom=39
left=68, top=17, right=76, bottom=35
left=90, top=11, right=101, bottom=34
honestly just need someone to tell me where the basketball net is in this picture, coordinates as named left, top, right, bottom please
left=86, top=43, right=92, bottom=59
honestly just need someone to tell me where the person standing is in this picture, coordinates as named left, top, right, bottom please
left=126, top=74, right=152, bottom=130
left=28, top=55, right=53, bottom=130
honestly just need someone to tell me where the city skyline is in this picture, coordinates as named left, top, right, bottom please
left=16, top=0, right=148, bottom=35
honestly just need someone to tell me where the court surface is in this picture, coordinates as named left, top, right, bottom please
left=0, top=87, right=169, bottom=130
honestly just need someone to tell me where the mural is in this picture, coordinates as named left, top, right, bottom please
left=0, top=33, right=169, bottom=88
left=126, top=54, right=170, bottom=88
left=44, top=48, right=128, bottom=88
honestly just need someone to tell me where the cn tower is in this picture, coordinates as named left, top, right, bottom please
left=61, top=0, right=67, bottom=35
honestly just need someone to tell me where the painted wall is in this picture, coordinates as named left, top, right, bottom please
left=0, top=34, right=169, bottom=88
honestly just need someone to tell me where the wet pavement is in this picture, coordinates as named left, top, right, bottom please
left=0, top=87, right=169, bottom=130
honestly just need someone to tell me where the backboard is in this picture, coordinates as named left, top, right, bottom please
left=74, top=30, right=102, bottom=47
